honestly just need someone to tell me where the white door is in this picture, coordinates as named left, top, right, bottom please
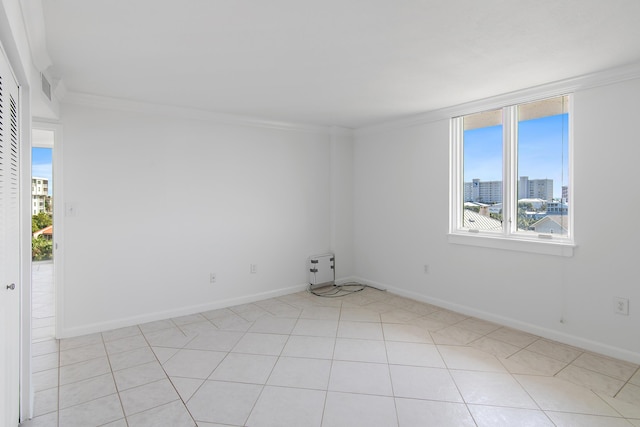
left=0, top=44, right=22, bottom=427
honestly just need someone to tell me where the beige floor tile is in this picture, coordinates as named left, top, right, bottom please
left=267, top=356, right=331, bottom=389
left=119, top=378, right=180, bottom=416
left=334, top=338, right=388, bottom=363
left=556, top=364, right=625, bottom=396
left=525, top=338, right=583, bottom=363
left=572, top=352, right=639, bottom=381
left=248, top=315, right=297, bottom=334
left=390, top=365, right=462, bottom=402
left=209, top=353, right=277, bottom=384
left=451, top=370, right=537, bottom=408
left=281, top=335, right=335, bottom=359
left=33, top=387, right=58, bottom=417
left=456, top=317, right=502, bottom=335
left=546, top=411, right=633, bottom=427
left=59, top=356, right=111, bottom=385
left=486, top=327, right=539, bottom=348
left=470, top=336, right=520, bottom=359
left=108, top=346, right=157, bottom=372
left=102, top=325, right=142, bottom=342
left=59, top=343, right=106, bottom=366
left=231, top=332, right=288, bottom=356
left=291, top=318, right=339, bottom=337
left=467, top=405, right=554, bottom=427
left=385, top=341, right=445, bottom=368
left=299, top=306, right=341, bottom=320
left=396, top=398, right=475, bottom=427
left=427, top=309, right=469, bottom=325
left=187, top=380, right=262, bottom=425
left=170, top=377, right=204, bottom=402
left=113, top=361, right=167, bottom=391
left=183, top=330, right=244, bottom=352
left=162, top=349, right=226, bottom=379
left=340, top=307, right=381, bottom=322
left=323, top=392, right=398, bottom=427
left=58, top=394, right=124, bottom=427
left=506, top=349, right=568, bottom=376
left=616, top=383, right=640, bottom=407
left=431, top=325, right=482, bottom=345
left=126, top=400, right=196, bottom=427
left=382, top=323, right=433, bottom=343
left=337, top=321, right=384, bottom=340
left=329, top=361, right=393, bottom=396
left=438, top=345, right=507, bottom=372
left=515, top=374, right=619, bottom=416
left=58, top=373, right=116, bottom=409
left=246, top=386, right=325, bottom=427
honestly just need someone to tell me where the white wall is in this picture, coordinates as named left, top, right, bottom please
left=353, top=77, right=640, bottom=363
left=60, top=102, right=343, bottom=336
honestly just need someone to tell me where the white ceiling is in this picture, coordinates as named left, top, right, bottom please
left=39, top=0, right=640, bottom=128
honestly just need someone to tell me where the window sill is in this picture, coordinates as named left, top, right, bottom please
left=448, top=232, right=575, bottom=257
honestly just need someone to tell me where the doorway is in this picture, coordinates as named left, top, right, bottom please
left=31, top=131, right=55, bottom=342
left=29, top=124, right=63, bottom=422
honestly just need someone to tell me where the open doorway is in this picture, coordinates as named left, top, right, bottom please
left=31, top=130, right=55, bottom=342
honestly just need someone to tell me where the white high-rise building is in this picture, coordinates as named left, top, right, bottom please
left=518, top=176, right=553, bottom=201
left=465, top=177, right=553, bottom=203
left=32, top=177, right=49, bottom=215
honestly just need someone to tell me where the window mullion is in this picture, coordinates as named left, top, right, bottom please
left=503, top=106, right=518, bottom=236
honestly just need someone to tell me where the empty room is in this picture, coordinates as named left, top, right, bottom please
left=2, top=0, right=640, bottom=426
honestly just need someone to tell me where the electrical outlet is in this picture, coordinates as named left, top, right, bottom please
left=210, top=273, right=217, bottom=284
left=250, top=264, right=257, bottom=274
left=613, top=297, right=629, bottom=315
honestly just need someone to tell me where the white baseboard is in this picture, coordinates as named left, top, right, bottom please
left=353, top=276, right=640, bottom=365
left=57, top=283, right=309, bottom=338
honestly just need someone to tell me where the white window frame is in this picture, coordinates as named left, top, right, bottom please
left=448, top=95, right=575, bottom=257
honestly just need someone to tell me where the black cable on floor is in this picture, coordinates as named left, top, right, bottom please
left=307, top=282, right=385, bottom=298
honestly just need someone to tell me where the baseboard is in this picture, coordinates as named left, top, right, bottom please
left=57, top=282, right=309, bottom=338
left=353, top=276, right=640, bottom=365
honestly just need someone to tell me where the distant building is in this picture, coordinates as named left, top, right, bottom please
left=518, top=177, right=553, bottom=201
left=562, top=185, right=569, bottom=202
left=531, top=215, right=568, bottom=235
left=464, top=177, right=553, bottom=204
left=464, top=179, right=502, bottom=203
left=518, top=198, right=546, bottom=210
left=32, top=177, right=50, bottom=215
left=546, top=201, right=568, bottom=215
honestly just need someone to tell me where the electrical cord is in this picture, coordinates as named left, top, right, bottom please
left=307, top=282, right=386, bottom=298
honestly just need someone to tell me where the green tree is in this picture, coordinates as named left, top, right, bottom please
left=32, top=211, right=52, bottom=233
left=32, top=237, right=53, bottom=260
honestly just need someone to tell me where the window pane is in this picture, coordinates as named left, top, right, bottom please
left=462, top=109, right=503, bottom=230
left=517, top=96, right=569, bottom=236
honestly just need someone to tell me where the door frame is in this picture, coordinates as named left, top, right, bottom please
left=32, top=121, right=64, bottom=338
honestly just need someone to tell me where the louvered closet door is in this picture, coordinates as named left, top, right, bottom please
left=0, top=44, right=21, bottom=427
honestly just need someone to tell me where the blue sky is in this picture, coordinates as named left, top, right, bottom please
left=32, top=147, right=53, bottom=195
left=463, top=114, right=569, bottom=199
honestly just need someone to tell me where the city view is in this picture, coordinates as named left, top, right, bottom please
left=32, top=147, right=53, bottom=260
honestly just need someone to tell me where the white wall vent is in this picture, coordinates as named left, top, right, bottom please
left=308, top=253, right=335, bottom=289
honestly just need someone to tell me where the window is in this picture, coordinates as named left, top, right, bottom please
left=449, top=95, right=573, bottom=256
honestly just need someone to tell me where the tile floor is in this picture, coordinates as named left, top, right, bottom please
left=22, top=265, right=640, bottom=426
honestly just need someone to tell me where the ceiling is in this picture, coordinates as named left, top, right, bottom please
left=37, top=0, right=640, bottom=128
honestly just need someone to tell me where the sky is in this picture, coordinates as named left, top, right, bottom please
left=32, top=147, right=53, bottom=195
left=463, top=113, right=569, bottom=199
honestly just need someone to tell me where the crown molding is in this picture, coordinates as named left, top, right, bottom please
left=355, top=61, right=640, bottom=136
left=62, top=91, right=335, bottom=135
